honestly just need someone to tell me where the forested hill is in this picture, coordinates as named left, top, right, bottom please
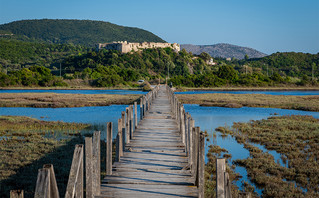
left=181, top=43, right=267, bottom=59
left=0, top=19, right=165, bottom=47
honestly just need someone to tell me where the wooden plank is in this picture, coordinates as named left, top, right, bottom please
left=98, top=184, right=198, bottom=198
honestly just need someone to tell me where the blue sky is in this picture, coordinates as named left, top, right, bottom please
left=0, top=0, right=318, bottom=54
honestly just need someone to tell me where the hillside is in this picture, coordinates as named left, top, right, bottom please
left=0, top=19, right=165, bottom=47
left=244, top=52, right=319, bottom=78
left=181, top=43, right=267, bottom=59
left=0, top=38, right=87, bottom=70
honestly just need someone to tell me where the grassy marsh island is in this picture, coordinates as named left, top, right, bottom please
left=0, top=93, right=141, bottom=108
left=214, top=115, right=319, bottom=197
left=177, top=93, right=319, bottom=111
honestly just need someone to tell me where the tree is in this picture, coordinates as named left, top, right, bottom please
left=217, top=65, right=239, bottom=83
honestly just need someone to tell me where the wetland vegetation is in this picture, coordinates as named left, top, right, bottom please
left=0, top=92, right=141, bottom=107
left=212, top=115, right=319, bottom=197
left=0, top=116, right=92, bottom=197
left=177, top=93, right=319, bottom=111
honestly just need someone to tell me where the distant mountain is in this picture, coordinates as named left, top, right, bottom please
left=181, top=43, right=267, bottom=59
left=0, top=19, right=165, bottom=47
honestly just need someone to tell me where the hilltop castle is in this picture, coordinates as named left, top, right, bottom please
left=98, top=41, right=180, bottom=53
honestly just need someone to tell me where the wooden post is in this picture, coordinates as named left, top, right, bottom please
left=189, top=119, right=194, bottom=169
left=198, top=131, right=205, bottom=198
left=140, top=98, right=143, bottom=121
left=143, top=96, right=146, bottom=116
left=34, top=168, right=50, bottom=198
left=224, top=172, right=232, bottom=198
left=65, top=144, right=84, bottom=198
left=134, top=101, right=137, bottom=129
left=43, top=164, right=59, bottom=198
left=121, top=111, right=125, bottom=151
left=130, top=105, right=133, bottom=138
left=106, top=122, right=112, bottom=175
left=184, top=113, right=189, bottom=155
left=117, top=118, right=123, bottom=157
left=125, top=107, right=130, bottom=144
left=34, top=164, right=59, bottom=198
left=216, top=158, right=226, bottom=198
left=85, top=137, right=93, bottom=198
left=10, top=190, right=23, bottom=198
left=192, top=127, right=199, bottom=178
left=92, top=131, right=101, bottom=195
left=180, top=106, right=185, bottom=145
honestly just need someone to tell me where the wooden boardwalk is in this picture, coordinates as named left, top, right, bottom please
left=98, top=86, right=198, bottom=197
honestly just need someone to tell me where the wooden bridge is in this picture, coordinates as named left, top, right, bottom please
left=11, top=85, right=206, bottom=198
left=98, top=85, right=203, bottom=197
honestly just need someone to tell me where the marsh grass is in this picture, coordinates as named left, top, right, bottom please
left=0, top=93, right=142, bottom=108
left=0, top=116, right=96, bottom=198
left=177, top=94, right=319, bottom=111
left=217, top=115, right=319, bottom=197
left=204, top=144, right=259, bottom=198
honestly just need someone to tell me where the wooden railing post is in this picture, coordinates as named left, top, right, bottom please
left=134, top=101, right=137, bottom=129
left=34, top=168, right=50, bottom=198
left=184, top=112, right=189, bottom=155
left=224, top=172, right=232, bottom=198
left=34, top=164, right=59, bottom=198
left=130, top=105, right=133, bottom=138
left=180, top=106, right=185, bottom=145
left=10, top=190, right=24, bottom=198
left=65, top=144, right=84, bottom=198
left=106, top=122, right=112, bottom=175
left=189, top=118, right=194, bottom=168
left=140, top=98, right=143, bottom=121
left=43, top=164, right=59, bottom=198
left=92, top=131, right=101, bottom=195
left=192, top=127, right=199, bottom=178
left=116, top=118, right=123, bottom=160
left=85, top=137, right=93, bottom=198
left=216, top=158, right=226, bottom=198
left=121, top=111, right=126, bottom=151
left=198, top=131, right=205, bottom=198
left=125, top=107, right=130, bottom=144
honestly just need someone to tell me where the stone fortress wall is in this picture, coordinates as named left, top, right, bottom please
left=98, top=41, right=180, bottom=53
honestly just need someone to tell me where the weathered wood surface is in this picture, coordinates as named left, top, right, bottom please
left=100, top=86, right=198, bottom=197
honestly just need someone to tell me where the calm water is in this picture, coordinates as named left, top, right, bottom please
left=0, top=105, right=140, bottom=140
left=0, top=89, right=146, bottom=95
left=176, top=90, right=319, bottom=96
